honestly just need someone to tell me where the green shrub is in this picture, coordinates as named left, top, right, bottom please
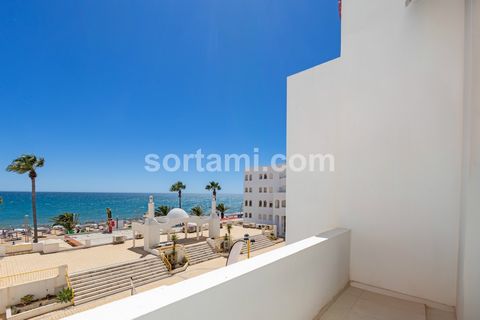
left=20, top=294, right=34, bottom=306
left=56, top=288, right=74, bottom=303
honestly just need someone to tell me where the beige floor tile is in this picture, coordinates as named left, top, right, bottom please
left=317, top=287, right=427, bottom=320
left=426, top=307, right=456, bottom=320
left=344, top=286, right=365, bottom=297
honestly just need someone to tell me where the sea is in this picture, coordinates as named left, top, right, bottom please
left=0, top=192, right=243, bottom=228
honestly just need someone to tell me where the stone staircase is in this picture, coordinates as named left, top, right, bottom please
left=184, top=242, right=220, bottom=265
left=70, top=257, right=170, bottom=305
left=241, top=234, right=281, bottom=254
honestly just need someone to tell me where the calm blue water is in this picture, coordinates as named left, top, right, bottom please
left=0, top=192, right=243, bottom=228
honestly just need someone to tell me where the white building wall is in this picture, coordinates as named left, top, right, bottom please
left=287, top=0, right=464, bottom=306
left=243, top=166, right=286, bottom=235
left=457, top=1, right=480, bottom=319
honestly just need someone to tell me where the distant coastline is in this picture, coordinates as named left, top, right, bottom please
left=0, top=192, right=243, bottom=228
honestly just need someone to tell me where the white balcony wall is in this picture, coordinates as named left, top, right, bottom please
left=287, top=0, right=464, bottom=307
left=64, top=229, right=350, bottom=320
left=457, top=1, right=480, bottom=319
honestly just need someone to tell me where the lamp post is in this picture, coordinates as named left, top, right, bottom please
left=243, top=234, right=256, bottom=259
left=24, top=214, right=29, bottom=243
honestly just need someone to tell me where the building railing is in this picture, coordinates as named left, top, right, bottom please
left=65, top=266, right=75, bottom=305
left=159, top=251, right=172, bottom=272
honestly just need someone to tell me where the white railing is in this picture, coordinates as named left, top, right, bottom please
left=64, top=228, right=350, bottom=320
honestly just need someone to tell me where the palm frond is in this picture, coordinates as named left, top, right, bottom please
left=170, top=181, right=186, bottom=192
left=190, top=206, right=204, bottom=216
left=6, top=154, right=45, bottom=174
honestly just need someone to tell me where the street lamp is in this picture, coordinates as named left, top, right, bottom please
left=243, top=234, right=256, bottom=259
left=24, top=214, right=29, bottom=243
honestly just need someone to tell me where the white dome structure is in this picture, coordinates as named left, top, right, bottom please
left=166, top=208, right=189, bottom=220
left=132, top=196, right=220, bottom=252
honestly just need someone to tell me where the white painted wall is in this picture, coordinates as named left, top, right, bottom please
left=457, top=1, right=480, bottom=319
left=287, top=0, right=465, bottom=306
left=0, top=265, right=67, bottom=313
left=243, top=166, right=286, bottom=234
left=64, top=229, right=350, bottom=320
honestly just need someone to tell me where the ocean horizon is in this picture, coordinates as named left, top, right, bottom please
left=0, top=191, right=243, bottom=228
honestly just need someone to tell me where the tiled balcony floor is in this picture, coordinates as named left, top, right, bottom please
left=315, top=286, right=456, bottom=320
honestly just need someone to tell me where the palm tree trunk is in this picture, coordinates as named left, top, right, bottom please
left=178, top=190, right=182, bottom=208
left=31, top=177, right=38, bottom=243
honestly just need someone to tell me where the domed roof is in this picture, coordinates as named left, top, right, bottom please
left=167, top=208, right=189, bottom=220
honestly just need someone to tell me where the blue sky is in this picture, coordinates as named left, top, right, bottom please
left=0, top=0, right=340, bottom=194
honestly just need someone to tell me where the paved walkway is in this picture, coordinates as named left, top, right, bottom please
left=0, top=226, right=264, bottom=276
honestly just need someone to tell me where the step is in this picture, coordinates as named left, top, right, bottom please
left=240, top=235, right=280, bottom=253
left=184, top=242, right=220, bottom=265
left=187, top=252, right=218, bottom=258
left=71, top=260, right=166, bottom=286
left=73, top=265, right=167, bottom=293
left=74, top=270, right=169, bottom=298
left=71, top=258, right=160, bottom=281
left=188, top=255, right=218, bottom=261
left=71, top=258, right=153, bottom=277
left=74, top=273, right=170, bottom=305
left=74, top=271, right=169, bottom=299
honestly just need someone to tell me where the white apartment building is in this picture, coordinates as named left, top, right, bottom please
left=66, top=1, right=479, bottom=320
left=243, top=165, right=286, bottom=236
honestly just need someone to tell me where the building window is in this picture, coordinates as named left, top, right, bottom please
left=269, top=214, right=273, bottom=221
left=259, top=174, right=263, bottom=180
left=263, top=187, right=267, bottom=193
left=282, top=200, right=286, bottom=208
left=249, top=200, right=252, bottom=206
left=245, top=174, right=248, bottom=181
left=259, top=201, right=262, bottom=207
left=244, top=187, right=248, bottom=192
left=249, top=174, right=252, bottom=181
left=263, top=200, right=267, bottom=207
left=269, top=202, right=273, bottom=208
left=259, top=187, right=262, bottom=193
left=275, top=200, right=280, bottom=208
left=249, top=187, right=252, bottom=192
left=264, top=173, right=267, bottom=179
left=245, top=200, right=248, bottom=206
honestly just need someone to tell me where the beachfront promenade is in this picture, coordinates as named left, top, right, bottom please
left=0, top=226, right=283, bottom=320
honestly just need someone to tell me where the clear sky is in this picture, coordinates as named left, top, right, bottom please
left=0, top=0, right=340, bottom=194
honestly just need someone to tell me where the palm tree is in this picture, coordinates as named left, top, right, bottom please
left=155, top=205, right=171, bottom=217
left=51, top=212, right=80, bottom=233
left=170, top=234, right=178, bottom=267
left=170, top=181, right=186, bottom=208
left=205, top=181, right=221, bottom=201
left=6, top=155, right=45, bottom=243
left=190, top=206, right=204, bottom=216
left=216, top=203, right=229, bottom=219
left=226, top=223, right=233, bottom=247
